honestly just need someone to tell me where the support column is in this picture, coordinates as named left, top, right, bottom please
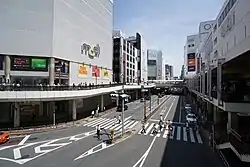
left=5, top=55, right=11, bottom=84
left=72, top=100, right=77, bottom=121
left=14, top=103, right=20, bottom=127
left=49, top=57, right=55, bottom=86
left=100, top=95, right=104, bottom=112
left=135, top=90, right=139, bottom=100
left=49, top=102, right=56, bottom=125
left=39, top=102, right=43, bottom=116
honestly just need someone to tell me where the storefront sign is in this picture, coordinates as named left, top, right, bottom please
left=187, top=53, right=196, bottom=72
left=92, top=66, right=100, bottom=77
left=31, top=58, right=47, bottom=69
left=81, top=43, right=100, bottom=59
left=78, top=64, right=88, bottom=77
left=102, top=69, right=110, bottom=79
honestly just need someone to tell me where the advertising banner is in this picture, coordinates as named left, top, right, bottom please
left=92, top=66, right=100, bottom=77
left=55, top=59, right=69, bottom=74
left=187, top=53, right=196, bottom=72
left=78, top=64, right=88, bottom=77
left=11, top=56, right=48, bottom=71
left=102, top=69, right=110, bottom=79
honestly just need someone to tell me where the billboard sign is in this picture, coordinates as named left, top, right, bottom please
left=187, top=53, right=196, bottom=72
left=78, top=64, right=88, bottom=77
left=92, top=66, right=100, bottom=77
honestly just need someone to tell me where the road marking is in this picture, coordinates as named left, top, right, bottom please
left=145, top=123, right=154, bottom=135
left=183, top=127, right=187, bottom=141
left=190, top=128, right=195, bottom=143
left=164, top=102, right=174, bottom=121
left=74, top=142, right=115, bottom=160
left=196, top=130, right=203, bottom=144
left=176, top=126, right=181, bottom=140
left=18, top=135, right=30, bottom=145
left=132, top=136, right=157, bottom=167
left=179, top=97, right=182, bottom=123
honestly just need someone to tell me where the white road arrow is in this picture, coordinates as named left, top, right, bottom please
left=132, top=136, right=157, bottom=167
left=74, top=142, right=114, bottom=161
left=69, top=130, right=96, bottom=141
left=34, top=139, right=72, bottom=154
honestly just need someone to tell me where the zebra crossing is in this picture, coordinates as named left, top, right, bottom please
left=82, top=116, right=139, bottom=132
left=137, top=123, right=203, bottom=144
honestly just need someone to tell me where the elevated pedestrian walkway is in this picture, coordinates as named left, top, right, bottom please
left=0, top=83, right=155, bottom=102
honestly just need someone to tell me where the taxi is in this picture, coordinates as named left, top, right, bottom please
left=0, top=131, right=9, bottom=144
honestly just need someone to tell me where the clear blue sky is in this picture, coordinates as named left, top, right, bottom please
left=113, top=0, right=225, bottom=76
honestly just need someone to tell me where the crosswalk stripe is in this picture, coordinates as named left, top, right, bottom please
left=162, top=129, right=169, bottom=138
left=84, top=118, right=105, bottom=126
left=145, top=123, right=154, bottom=135
left=124, top=121, right=135, bottom=129
left=196, top=130, right=203, bottom=144
left=183, top=127, right=187, bottom=141
left=110, top=116, right=131, bottom=129
left=128, top=121, right=138, bottom=129
left=99, top=119, right=114, bottom=127
left=176, top=127, right=181, bottom=140
left=114, top=120, right=130, bottom=131
left=189, top=128, right=195, bottom=143
left=102, top=120, right=116, bottom=129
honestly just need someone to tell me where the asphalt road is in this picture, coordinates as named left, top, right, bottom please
left=0, top=95, right=224, bottom=167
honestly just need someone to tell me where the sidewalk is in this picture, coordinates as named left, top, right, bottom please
left=6, top=108, right=115, bottom=136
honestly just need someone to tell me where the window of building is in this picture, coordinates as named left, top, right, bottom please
left=133, top=65, right=135, bottom=69
left=127, top=69, right=129, bottom=75
left=133, top=71, right=135, bottom=76
left=127, top=55, right=129, bottom=61
left=218, top=0, right=237, bottom=27
left=130, top=70, right=132, bottom=75
left=133, top=58, right=135, bottom=63
left=130, top=64, right=132, bottom=68
left=130, top=56, right=132, bottom=62
left=127, top=62, right=129, bottom=67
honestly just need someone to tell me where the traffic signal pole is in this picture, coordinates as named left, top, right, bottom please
left=121, top=97, right=124, bottom=136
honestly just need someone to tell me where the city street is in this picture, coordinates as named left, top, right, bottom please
left=0, top=95, right=224, bottom=167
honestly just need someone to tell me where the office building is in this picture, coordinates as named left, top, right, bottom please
left=165, top=64, right=173, bottom=80
left=126, top=34, right=148, bottom=83
left=112, top=30, right=138, bottom=83
left=0, top=0, right=113, bottom=85
left=147, top=49, right=163, bottom=80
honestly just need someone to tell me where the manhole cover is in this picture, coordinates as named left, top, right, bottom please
left=28, top=137, right=38, bottom=141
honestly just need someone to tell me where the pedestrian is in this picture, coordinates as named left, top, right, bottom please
left=91, top=110, right=95, bottom=118
left=113, top=116, right=117, bottom=125
left=118, top=115, right=121, bottom=124
left=152, top=124, right=157, bottom=135
left=141, top=122, right=146, bottom=134
left=96, top=124, right=101, bottom=140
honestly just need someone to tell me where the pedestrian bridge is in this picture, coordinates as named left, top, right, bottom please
left=148, top=80, right=186, bottom=88
left=0, top=83, right=155, bottom=102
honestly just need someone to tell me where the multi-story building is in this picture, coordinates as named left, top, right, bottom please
left=0, top=0, right=113, bottom=86
left=112, top=30, right=138, bottom=83
left=0, top=0, right=114, bottom=127
left=165, top=64, right=173, bottom=80
left=126, top=34, right=148, bottom=83
left=186, top=0, right=250, bottom=164
left=147, top=49, right=163, bottom=80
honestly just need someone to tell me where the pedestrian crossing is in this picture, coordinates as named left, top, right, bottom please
left=137, top=123, right=203, bottom=144
left=82, top=117, right=139, bottom=132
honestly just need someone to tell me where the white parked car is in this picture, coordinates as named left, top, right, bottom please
left=186, top=114, right=197, bottom=123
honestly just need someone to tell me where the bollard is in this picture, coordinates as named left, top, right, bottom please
left=110, top=130, right=114, bottom=143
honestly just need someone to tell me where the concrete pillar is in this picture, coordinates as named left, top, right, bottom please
left=39, top=102, right=43, bottom=116
left=14, top=103, right=20, bottom=127
left=48, top=102, right=56, bottom=125
left=72, top=100, right=77, bottom=121
left=135, top=90, right=139, bottom=100
left=49, top=57, right=55, bottom=86
left=227, top=112, right=231, bottom=132
left=5, top=55, right=11, bottom=83
left=100, top=95, right=104, bottom=112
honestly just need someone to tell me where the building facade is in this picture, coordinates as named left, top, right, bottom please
left=126, top=34, right=148, bottom=83
left=147, top=49, right=163, bottom=80
left=165, top=64, right=173, bottom=80
left=0, top=0, right=113, bottom=85
left=112, top=30, right=138, bottom=83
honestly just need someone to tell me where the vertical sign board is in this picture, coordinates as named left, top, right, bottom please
left=187, top=53, right=196, bottom=72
